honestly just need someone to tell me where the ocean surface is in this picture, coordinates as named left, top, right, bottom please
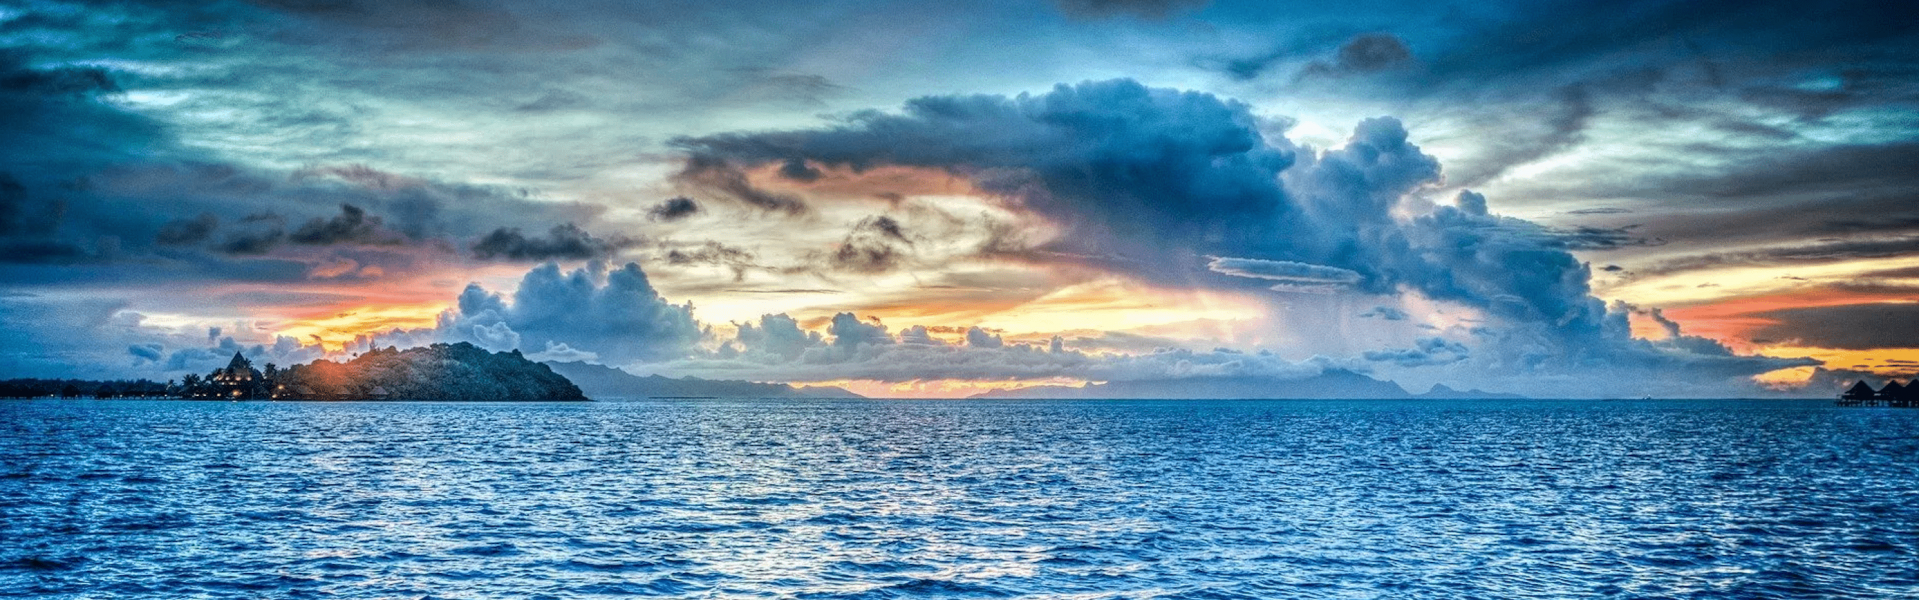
left=2, top=398, right=1916, bottom=599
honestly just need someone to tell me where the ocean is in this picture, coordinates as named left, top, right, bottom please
left=2, top=398, right=1915, bottom=599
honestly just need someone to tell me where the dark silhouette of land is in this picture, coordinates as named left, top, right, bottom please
left=0, top=378, right=170, bottom=399
left=544, top=361, right=862, bottom=399
left=270, top=343, right=586, bottom=401
left=968, top=370, right=1524, bottom=400
left=1, top=343, right=587, bottom=401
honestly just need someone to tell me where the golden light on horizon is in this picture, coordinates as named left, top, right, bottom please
left=803, top=377, right=1090, bottom=399
left=273, top=302, right=449, bottom=351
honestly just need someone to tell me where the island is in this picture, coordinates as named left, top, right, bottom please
left=187, top=343, right=586, bottom=401
left=544, top=361, right=863, bottom=399
left=968, top=371, right=1525, bottom=400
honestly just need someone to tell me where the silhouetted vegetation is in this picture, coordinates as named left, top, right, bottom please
left=272, top=342, right=587, bottom=401
left=0, top=378, right=171, bottom=398
left=3, top=343, right=585, bottom=402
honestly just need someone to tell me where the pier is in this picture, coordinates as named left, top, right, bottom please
left=1838, top=380, right=1919, bottom=407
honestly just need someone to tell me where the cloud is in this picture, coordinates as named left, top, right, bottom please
left=671, top=154, right=807, bottom=215
left=1363, top=337, right=1469, bottom=367
left=663, top=240, right=759, bottom=280
left=1446, top=86, right=1595, bottom=187
left=671, top=317, right=1346, bottom=385
left=1054, top=0, right=1209, bottom=19
left=820, top=216, right=913, bottom=274
left=127, top=343, right=162, bottom=363
left=434, top=261, right=702, bottom=364
left=733, top=313, right=822, bottom=361
left=899, top=325, right=941, bottom=346
left=965, top=326, right=1003, bottom=348
left=287, top=204, right=402, bottom=246
left=523, top=340, right=599, bottom=363
left=1298, top=33, right=1415, bottom=79
left=828, top=312, right=894, bottom=349
left=646, top=197, right=702, bottom=222
left=673, top=79, right=1797, bottom=388
left=155, top=213, right=219, bottom=246
left=0, top=40, right=609, bottom=279
left=673, top=79, right=1303, bottom=278
left=1749, top=303, right=1919, bottom=350
left=1635, top=236, right=1919, bottom=278
left=1207, top=256, right=1363, bottom=293
left=470, top=223, right=631, bottom=261
left=1359, top=306, right=1409, bottom=321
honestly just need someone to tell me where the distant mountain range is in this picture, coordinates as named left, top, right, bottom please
left=544, top=361, right=863, bottom=399
left=969, top=370, right=1525, bottom=400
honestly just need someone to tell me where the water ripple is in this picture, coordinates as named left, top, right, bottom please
left=1, top=398, right=1916, bottom=598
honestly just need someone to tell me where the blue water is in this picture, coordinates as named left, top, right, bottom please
left=2, top=399, right=1917, bottom=599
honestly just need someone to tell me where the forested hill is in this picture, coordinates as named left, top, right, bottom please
left=276, top=343, right=587, bottom=401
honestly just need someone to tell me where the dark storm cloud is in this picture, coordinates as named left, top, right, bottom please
left=0, top=240, right=99, bottom=265
left=127, top=343, right=162, bottom=363
left=1506, top=138, right=1919, bottom=266
left=0, top=174, right=25, bottom=236
left=1860, top=266, right=1919, bottom=280
left=663, top=240, right=758, bottom=280
left=1210, top=0, right=1919, bottom=196
left=1636, top=236, right=1919, bottom=278
left=470, top=223, right=632, bottom=261
left=287, top=204, right=401, bottom=245
left=1546, top=224, right=1660, bottom=251
left=154, top=213, right=219, bottom=246
left=826, top=239, right=904, bottom=274
left=0, top=30, right=614, bottom=282
left=0, top=49, right=116, bottom=96
left=218, top=227, right=284, bottom=255
left=856, top=215, right=910, bottom=244
left=196, top=204, right=417, bottom=256
left=1297, top=33, right=1415, bottom=79
left=675, top=79, right=1800, bottom=382
left=1750, top=303, right=1919, bottom=350
left=1412, top=0, right=1919, bottom=85
left=671, top=155, right=808, bottom=215
left=818, top=216, right=914, bottom=274
left=675, top=79, right=1301, bottom=272
left=1656, top=143, right=1919, bottom=203
left=645, top=197, right=702, bottom=222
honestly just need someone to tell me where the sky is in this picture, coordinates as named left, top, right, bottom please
left=2, top=0, right=1916, bottom=397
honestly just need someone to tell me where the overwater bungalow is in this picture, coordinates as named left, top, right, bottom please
left=201, top=352, right=266, bottom=399
left=1837, top=379, right=1919, bottom=407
